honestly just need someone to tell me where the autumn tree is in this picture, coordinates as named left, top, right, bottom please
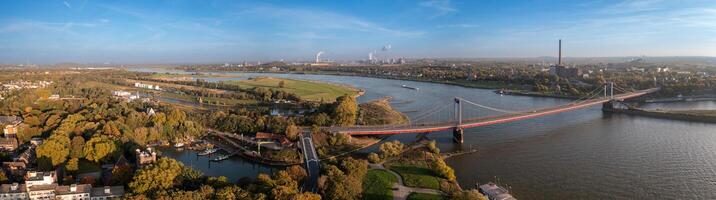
left=285, top=123, right=300, bottom=141
left=84, top=135, right=118, bottom=162
left=36, top=134, right=71, bottom=167
left=331, top=95, right=357, bottom=126
left=379, top=140, right=404, bottom=159
left=70, top=136, right=85, bottom=159
left=129, top=158, right=183, bottom=194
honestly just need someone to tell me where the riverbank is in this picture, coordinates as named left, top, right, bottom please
left=604, top=108, right=716, bottom=123
left=358, top=96, right=410, bottom=125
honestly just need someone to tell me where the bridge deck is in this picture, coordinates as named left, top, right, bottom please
left=330, top=88, right=658, bottom=135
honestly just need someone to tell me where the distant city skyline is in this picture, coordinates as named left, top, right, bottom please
left=1, top=0, right=715, bottom=64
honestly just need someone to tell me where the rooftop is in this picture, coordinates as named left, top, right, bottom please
left=90, top=186, right=125, bottom=197
left=0, top=116, right=21, bottom=125
left=0, top=183, right=26, bottom=193
left=55, top=184, right=92, bottom=195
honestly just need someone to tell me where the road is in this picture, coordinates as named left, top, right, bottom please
left=300, top=131, right=320, bottom=192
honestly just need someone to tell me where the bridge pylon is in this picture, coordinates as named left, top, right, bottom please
left=453, top=98, right=464, bottom=143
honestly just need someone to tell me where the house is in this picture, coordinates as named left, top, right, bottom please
left=14, top=147, right=34, bottom=165
left=26, top=184, right=57, bottom=200
left=0, top=138, right=17, bottom=151
left=55, top=184, right=91, bottom=200
left=0, top=116, right=21, bottom=138
left=2, top=162, right=26, bottom=178
left=90, top=186, right=124, bottom=200
left=135, top=148, right=156, bottom=167
left=0, top=183, right=27, bottom=200
left=24, top=171, right=56, bottom=188
left=29, top=138, right=43, bottom=146
left=255, top=132, right=292, bottom=148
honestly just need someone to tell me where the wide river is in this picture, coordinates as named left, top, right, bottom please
left=134, top=68, right=716, bottom=199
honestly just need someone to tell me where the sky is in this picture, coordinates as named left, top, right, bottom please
left=1, top=0, right=715, bottom=64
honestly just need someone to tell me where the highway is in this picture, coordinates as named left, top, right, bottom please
left=300, top=131, right=320, bottom=192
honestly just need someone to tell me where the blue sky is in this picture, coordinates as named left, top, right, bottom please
left=1, top=0, right=715, bottom=64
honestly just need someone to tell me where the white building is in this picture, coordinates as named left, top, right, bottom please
left=111, top=91, right=131, bottom=97
left=24, top=171, right=56, bottom=188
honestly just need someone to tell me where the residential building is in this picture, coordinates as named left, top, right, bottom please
left=134, top=148, right=156, bottom=167
left=89, top=186, right=124, bottom=200
left=25, top=171, right=56, bottom=188
left=0, top=116, right=21, bottom=138
left=2, top=162, right=26, bottom=177
left=0, top=138, right=17, bottom=151
left=55, top=184, right=91, bottom=200
left=0, top=183, right=27, bottom=200
left=27, top=184, right=57, bottom=200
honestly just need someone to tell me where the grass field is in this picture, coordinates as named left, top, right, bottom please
left=389, top=165, right=442, bottom=190
left=407, top=193, right=445, bottom=200
left=222, top=77, right=358, bottom=102
left=362, top=169, right=398, bottom=200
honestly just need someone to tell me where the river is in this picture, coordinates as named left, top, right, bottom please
left=131, top=68, right=716, bottom=199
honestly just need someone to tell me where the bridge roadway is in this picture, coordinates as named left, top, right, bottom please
left=300, top=131, right=320, bottom=192
left=329, top=88, right=659, bottom=135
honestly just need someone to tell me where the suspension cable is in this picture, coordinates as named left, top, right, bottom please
left=456, top=97, right=516, bottom=114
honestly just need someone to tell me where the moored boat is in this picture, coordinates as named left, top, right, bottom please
left=211, top=155, right=229, bottom=162
left=198, top=148, right=218, bottom=156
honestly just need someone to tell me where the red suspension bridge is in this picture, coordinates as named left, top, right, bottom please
left=327, top=83, right=659, bottom=143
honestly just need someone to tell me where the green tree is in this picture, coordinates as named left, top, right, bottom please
left=129, top=158, right=183, bottom=194
left=331, top=95, right=358, bottom=126
left=83, top=135, right=118, bottom=163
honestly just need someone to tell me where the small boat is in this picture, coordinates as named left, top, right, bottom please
left=173, top=142, right=185, bottom=148
left=401, top=85, right=419, bottom=90
left=197, top=148, right=218, bottom=156
left=211, top=155, right=229, bottom=162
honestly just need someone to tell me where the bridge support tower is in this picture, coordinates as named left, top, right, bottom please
left=453, top=127, right=464, bottom=143
left=453, top=98, right=464, bottom=143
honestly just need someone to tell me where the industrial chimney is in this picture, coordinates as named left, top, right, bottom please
left=558, top=39, right=562, bottom=66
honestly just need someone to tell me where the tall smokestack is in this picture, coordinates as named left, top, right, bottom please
left=558, top=39, right=562, bottom=66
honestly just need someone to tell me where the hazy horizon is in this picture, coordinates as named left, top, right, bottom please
left=2, top=0, right=715, bottom=64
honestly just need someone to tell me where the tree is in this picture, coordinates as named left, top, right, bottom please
left=129, top=158, right=183, bottom=194
left=70, top=136, right=85, bottom=159
left=216, top=186, right=251, bottom=200
left=427, top=140, right=440, bottom=154
left=293, top=192, right=321, bottom=200
left=331, top=95, right=357, bottom=126
left=36, top=135, right=71, bottom=167
left=66, top=158, right=79, bottom=172
left=84, top=135, right=118, bottom=162
left=379, top=140, right=404, bottom=159
left=451, top=189, right=488, bottom=200
left=285, top=123, right=300, bottom=141
left=285, top=165, right=307, bottom=182
left=367, top=153, right=381, bottom=164
left=433, top=159, right=456, bottom=181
